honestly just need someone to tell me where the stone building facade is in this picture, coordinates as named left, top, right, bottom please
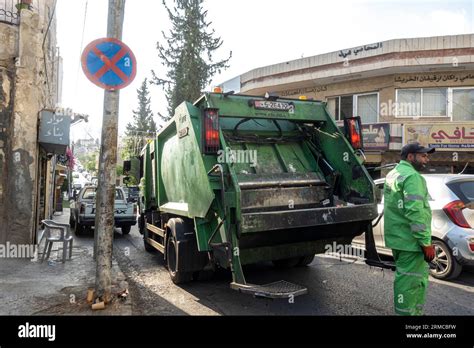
left=0, top=0, right=61, bottom=244
left=221, top=34, right=474, bottom=178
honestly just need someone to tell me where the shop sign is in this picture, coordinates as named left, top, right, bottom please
left=362, top=123, right=390, bottom=150
left=404, top=123, right=474, bottom=151
left=38, top=110, right=70, bottom=154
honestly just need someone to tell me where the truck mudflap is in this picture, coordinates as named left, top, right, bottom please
left=364, top=223, right=396, bottom=271
left=241, top=203, right=379, bottom=233
left=230, top=280, right=307, bottom=299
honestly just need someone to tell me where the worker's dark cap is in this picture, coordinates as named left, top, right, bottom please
left=401, top=142, right=435, bottom=156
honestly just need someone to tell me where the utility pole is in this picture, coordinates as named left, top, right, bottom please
left=94, top=0, right=125, bottom=303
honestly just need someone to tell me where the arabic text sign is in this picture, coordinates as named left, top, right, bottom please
left=39, top=110, right=70, bottom=154
left=404, top=123, right=474, bottom=151
left=395, top=73, right=474, bottom=84
left=338, top=42, right=383, bottom=59
left=81, top=38, right=137, bottom=90
left=362, top=123, right=390, bottom=150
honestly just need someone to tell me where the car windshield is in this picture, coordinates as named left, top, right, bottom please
left=81, top=188, right=124, bottom=200
left=128, top=187, right=139, bottom=195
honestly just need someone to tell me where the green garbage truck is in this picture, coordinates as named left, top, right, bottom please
left=137, top=91, right=392, bottom=298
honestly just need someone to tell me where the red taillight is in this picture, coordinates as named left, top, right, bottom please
left=469, top=242, right=474, bottom=252
left=203, top=108, right=220, bottom=154
left=443, top=200, right=471, bottom=229
left=344, top=117, right=363, bottom=150
left=350, top=122, right=362, bottom=149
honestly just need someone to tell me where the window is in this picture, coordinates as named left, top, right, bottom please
left=81, top=188, right=124, bottom=200
left=327, top=97, right=340, bottom=121
left=452, top=89, right=474, bottom=121
left=82, top=188, right=96, bottom=200
left=326, top=92, right=379, bottom=124
left=396, top=88, right=447, bottom=117
left=115, top=189, right=124, bottom=200
left=340, top=96, right=353, bottom=119
left=375, top=183, right=384, bottom=204
left=356, top=93, right=378, bottom=124
left=423, top=88, right=447, bottom=116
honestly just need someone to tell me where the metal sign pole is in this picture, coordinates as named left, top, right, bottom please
left=94, top=0, right=125, bottom=303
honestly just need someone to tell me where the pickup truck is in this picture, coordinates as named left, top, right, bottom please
left=69, top=186, right=137, bottom=235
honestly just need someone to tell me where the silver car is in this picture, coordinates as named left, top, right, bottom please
left=353, top=174, right=474, bottom=280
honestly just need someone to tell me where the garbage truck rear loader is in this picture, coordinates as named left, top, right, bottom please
left=138, top=92, right=391, bottom=298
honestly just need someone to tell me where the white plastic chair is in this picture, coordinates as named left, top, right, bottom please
left=40, top=219, right=73, bottom=263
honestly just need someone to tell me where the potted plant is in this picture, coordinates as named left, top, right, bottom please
left=16, top=0, right=33, bottom=11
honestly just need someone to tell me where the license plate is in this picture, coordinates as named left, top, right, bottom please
left=254, top=100, right=294, bottom=113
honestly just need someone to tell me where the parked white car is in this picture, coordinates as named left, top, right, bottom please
left=353, top=174, right=474, bottom=280
left=69, top=186, right=137, bottom=235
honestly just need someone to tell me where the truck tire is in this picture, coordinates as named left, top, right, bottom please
left=75, top=222, right=85, bottom=236
left=138, top=214, right=145, bottom=235
left=165, top=218, right=193, bottom=284
left=121, top=225, right=131, bottom=235
left=272, top=257, right=300, bottom=268
left=296, top=254, right=316, bottom=267
left=70, top=213, right=83, bottom=236
left=431, top=239, right=463, bottom=280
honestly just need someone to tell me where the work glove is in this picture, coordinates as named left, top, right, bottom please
left=421, top=245, right=435, bottom=262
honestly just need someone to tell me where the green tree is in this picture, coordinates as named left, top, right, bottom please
left=116, top=164, right=124, bottom=178
left=123, top=78, right=157, bottom=159
left=151, top=0, right=231, bottom=119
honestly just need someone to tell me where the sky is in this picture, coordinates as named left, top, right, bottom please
left=55, top=0, right=474, bottom=141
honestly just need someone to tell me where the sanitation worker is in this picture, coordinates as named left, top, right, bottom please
left=384, top=142, right=436, bottom=316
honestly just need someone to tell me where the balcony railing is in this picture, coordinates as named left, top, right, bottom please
left=0, top=0, right=20, bottom=25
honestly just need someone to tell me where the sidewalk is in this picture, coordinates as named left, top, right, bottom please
left=0, top=208, right=132, bottom=315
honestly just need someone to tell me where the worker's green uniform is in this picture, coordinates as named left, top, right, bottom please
left=384, top=160, right=432, bottom=316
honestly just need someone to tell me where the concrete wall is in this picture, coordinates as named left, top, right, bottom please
left=272, top=70, right=474, bottom=124
left=0, top=2, right=58, bottom=244
left=0, top=22, right=18, bottom=241
left=240, top=34, right=474, bottom=92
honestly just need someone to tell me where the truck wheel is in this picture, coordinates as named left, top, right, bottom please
left=296, top=254, right=315, bottom=267
left=138, top=214, right=145, bottom=235
left=166, top=218, right=193, bottom=284
left=121, top=225, right=131, bottom=235
left=272, top=257, right=300, bottom=268
left=431, top=239, right=463, bottom=280
left=75, top=223, right=85, bottom=236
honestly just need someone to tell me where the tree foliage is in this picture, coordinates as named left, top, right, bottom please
left=123, top=78, right=157, bottom=159
left=152, top=0, right=231, bottom=119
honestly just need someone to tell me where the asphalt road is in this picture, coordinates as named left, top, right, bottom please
left=105, top=225, right=474, bottom=316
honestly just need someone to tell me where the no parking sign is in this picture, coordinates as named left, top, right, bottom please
left=81, top=38, right=137, bottom=90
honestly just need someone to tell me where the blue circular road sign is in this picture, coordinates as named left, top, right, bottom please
left=81, top=38, right=137, bottom=90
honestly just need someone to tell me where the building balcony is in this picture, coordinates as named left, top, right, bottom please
left=0, top=0, right=21, bottom=25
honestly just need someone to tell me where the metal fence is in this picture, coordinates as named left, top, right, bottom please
left=0, top=0, right=20, bottom=25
